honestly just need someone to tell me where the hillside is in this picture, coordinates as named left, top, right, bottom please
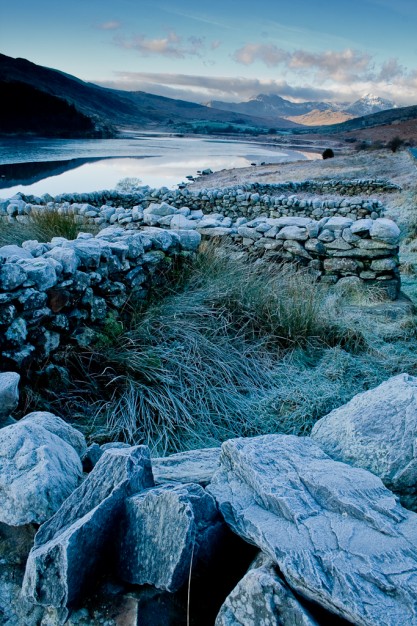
left=0, top=54, right=298, bottom=135
left=286, top=109, right=354, bottom=126
left=0, top=81, right=111, bottom=138
left=297, top=104, right=417, bottom=135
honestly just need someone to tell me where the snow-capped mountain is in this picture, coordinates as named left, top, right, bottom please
left=205, top=93, right=397, bottom=125
left=345, top=94, right=396, bottom=117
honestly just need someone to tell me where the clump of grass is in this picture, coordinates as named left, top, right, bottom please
left=55, top=243, right=371, bottom=453
left=0, top=208, right=97, bottom=246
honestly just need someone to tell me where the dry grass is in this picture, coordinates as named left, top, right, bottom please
left=0, top=208, right=97, bottom=246
left=49, top=243, right=377, bottom=454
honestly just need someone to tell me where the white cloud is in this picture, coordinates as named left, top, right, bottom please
left=114, top=30, right=205, bottom=59
left=233, top=44, right=289, bottom=67
left=96, top=21, right=122, bottom=31
left=97, top=71, right=337, bottom=103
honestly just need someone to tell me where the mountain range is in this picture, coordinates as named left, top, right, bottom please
left=1, top=53, right=416, bottom=140
left=0, top=53, right=297, bottom=137
left=206, top=93, right=396, bottom=126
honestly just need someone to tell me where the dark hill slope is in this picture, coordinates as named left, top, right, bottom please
left=0, top=54, right=298, bottom=131
left=0, top=81, right=106, bottom=137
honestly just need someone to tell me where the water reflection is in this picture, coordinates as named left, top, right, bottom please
left=0, top=157, right=131, bottom=189
left=0, top=136, right=320, bottom=198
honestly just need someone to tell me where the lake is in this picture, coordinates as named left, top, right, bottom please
left=0, top=134, right=320, bottom=198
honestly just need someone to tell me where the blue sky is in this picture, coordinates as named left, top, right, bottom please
left=1, top=0, right=417, bottom=104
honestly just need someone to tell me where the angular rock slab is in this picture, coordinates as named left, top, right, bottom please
left=0, top=422, right=83, bottom=526
left=153, top=447, right=221, bottom=487
left=22, top=446, right=154, bottom=612
left=208, top=434, right=417, bottom=626
left=215, top=553, right=318, bottom=626
left=118, top=482, right=222, bottom=592
left=311, top=373, right=417, bottom=510
left=0, top=371, right=20, bottom=421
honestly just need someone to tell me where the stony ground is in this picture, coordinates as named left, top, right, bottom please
left=189, top=148, right=417, bottom=193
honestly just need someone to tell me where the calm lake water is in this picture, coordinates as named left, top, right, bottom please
left=0, top=134, right=320, bottom=198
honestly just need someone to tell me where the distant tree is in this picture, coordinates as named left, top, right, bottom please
left=387, top=136, right=403, bottom=153
left=322, top=148, right=335, bottom=159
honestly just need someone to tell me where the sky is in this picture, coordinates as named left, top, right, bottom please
left=1, top=0, right=417, bottom=106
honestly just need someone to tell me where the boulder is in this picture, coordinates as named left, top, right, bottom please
left=22, top=446, right=154, bottom=613
left=311, top=374, right=417, bottom=509
left=0, top=422, right=83, bottom=526
left=118, top=482, right=222, bottom=592
left=0, top=371, right=20, bottom=421
left=153, top=447, right=221, bottom=486
left=20, top=412, right=87, bottom=458
left=215, top=553, right=319, bottom=626
left=208, top=434, right=417, bottom=626
left=370, top=219, right=400, bottom=244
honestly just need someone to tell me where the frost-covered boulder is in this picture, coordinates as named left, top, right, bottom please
left=215, top=553, right=318, bottom=626
left=208, top=434, right=417, bottom=626
left=118, top=482, right=222, bottom=592
left=0, top=422, right=83, bottom=526
left=22, top=446, right=154, bottom=614
left=311, top=373, right=417, bottom=510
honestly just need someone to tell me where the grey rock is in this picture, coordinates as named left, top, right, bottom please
left=208, top=434, right=417, bottom=626
left=274, top=217, right=313, bottom=227
left=173, top=229, right=201, bottom=251
left=237, top=226, right=262, bottom=240
left=0, top=263, right=27, bottom=290
left=118, top=482, right=221, bottom=592
left=323, top=258, right=361, bottom=273
left=144, top=202, right=176, bottom=217
left=22, top=446, right=154, bottom=612
left=276, top=226, right=308, bottom=241
left=20, top=412, right=87, bottom=458
left=311, top=374, right=417, bottom=510
left=370, top=258, right=398, bottom=272
left=0, top=422, right=83, bottom=526
left=351, top=219, right=373, bottom=235
left=18, top=258, right=58, bottom=290
left=153, top=447, right=221, bottom=486
left=45, top=247, right=79, bottom=274
left=324, top=238, right=353, bottom=251
left=324, top=217, right=353, bottom=231
left=317, top=229, right=335, bottom=243
left=215, top=553, right=319, bottom=626
left=199, top=227, right=234, bottom=237
left=170, top=215, right=197, bottom=230
left=0, top=244, right=33, bottom=260
left=0, top=372, right=20, bottom=420
left=370, top=218, right=400, bottom=244
left=5, top=318, right=27, bottom=346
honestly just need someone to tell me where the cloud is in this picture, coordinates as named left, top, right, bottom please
left=114, top=30, right=205, bottom=59
left=96, top=21, right=122, bottom=31
left=211, top=40, right=222, bottom=50
left=97, top=71, right=337, bottom=103
left=233, top=44, right=289, bottom=67
left=233, top=44, right=373, bottom=82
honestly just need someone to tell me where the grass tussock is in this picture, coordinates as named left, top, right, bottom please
left=44, top=242, right=409, bottom=455
left=0, top=208, right=97, bottom=246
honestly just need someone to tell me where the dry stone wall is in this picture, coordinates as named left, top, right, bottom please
left=0, top=227, right=200, bottom=371
left=1, top=176, right=399, bottom=224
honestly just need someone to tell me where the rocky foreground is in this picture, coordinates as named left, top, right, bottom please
left=1, top=372, right=417, bottom=625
